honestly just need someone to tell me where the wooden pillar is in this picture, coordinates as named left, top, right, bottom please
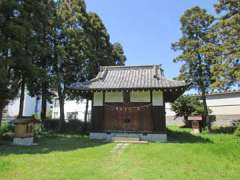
left=123, top=90, right=130, bottom=103
left=151, top=90, right=166, bottom=133
left=91, top=91, right=104, bottom=132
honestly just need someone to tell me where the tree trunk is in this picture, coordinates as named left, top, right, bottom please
left=184, top=115, right=189, bottom=127
left=196, top=53, right=210, bottom=131
left=0, top=107, right=3, bottom=127
left=58, top=83, right=65, bottom=131
left=200, top=86, right=210, bottom=131
left=18, top=78, right=25, bottom=117
left=41, top=54, right=48, bottom=121
left=0, top=101, right=8, bottom=127
left=84, top=99, right=89, bottom=133
left=41, top=82, right=47, bottom=121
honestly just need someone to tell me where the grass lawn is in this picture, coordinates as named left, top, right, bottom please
left=0, top=127, right=240, bottom=180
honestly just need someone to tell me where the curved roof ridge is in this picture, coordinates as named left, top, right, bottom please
left=100, top=64, right=162, bottom=70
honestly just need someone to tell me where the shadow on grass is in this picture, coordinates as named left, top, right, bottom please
left=167, top=128, right=212, bottom=144
left=0, top=134, right=108, bottom=156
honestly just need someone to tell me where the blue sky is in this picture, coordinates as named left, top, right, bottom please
left=85, top=0, right=217, bottom=79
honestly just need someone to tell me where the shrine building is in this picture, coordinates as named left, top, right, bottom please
left=69, top=65, right=189, bottom=142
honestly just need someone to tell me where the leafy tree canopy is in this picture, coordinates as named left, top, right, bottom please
left=171, top=95, right=206, bottom=118
left=209, top=0, right=240, bottom=88
left=0, top=0, right=36, bottom=123
left=172, top=6, right=214, bottom=91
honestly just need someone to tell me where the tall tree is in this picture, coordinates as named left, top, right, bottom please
left=24, top=0, right=55, bottom=121
left=0, top=0, right=33, bottom=125
left=209, top=0, right=240, bottom=89
left=172, top=6, right=214, bottom=131
left=54, top=0, right=89, bottom=130
left=17, top=0, right=38, bottom=117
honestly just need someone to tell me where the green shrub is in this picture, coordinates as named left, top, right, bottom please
left=42, top=119, right=91, bottom=134
left=33, top=124, right=43, bottom=137
left=0, top=123, right=15, bottom=141
left=42, top=119, right=59, bottom=131
left=0, top=123, right=14, bottom=135
left=64, top=119, right=84, bottom=133
left=235, top=125, right=240, bottom=137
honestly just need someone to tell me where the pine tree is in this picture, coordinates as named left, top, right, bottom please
left=172, top=6, right=214, bottom=131
left=53, top=0, right=89, bottom=130
left=0, top=0, right=34, bottom=125
left=209, top=0, right=240, bottom=88
left=24, top=0, right=55, bottom=121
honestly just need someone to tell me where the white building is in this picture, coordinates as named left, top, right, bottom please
left=4, top=87, right=91, bottom=122
left=4, top=90, right=42, bottom=119
left=166, top=90, right=240, bottom=126
left=51, top=99, right=91, bottom=121
left=5, top=93, right=91, bottom=122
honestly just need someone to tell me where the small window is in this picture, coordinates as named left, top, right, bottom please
left=93, top=92, right=103, bottom=106
left=105, top=91, right=123, bottom=102
left=152, top=90, right=163, bottom=106
left=130, top=91, right=150, bottom=102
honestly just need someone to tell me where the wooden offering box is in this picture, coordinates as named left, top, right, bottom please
left=188, top=116, right=202, bottom=134
left=13, top=117, right=40, bottom=146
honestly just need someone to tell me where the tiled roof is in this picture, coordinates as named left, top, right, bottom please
left=69, top=65, right=189, bottom=91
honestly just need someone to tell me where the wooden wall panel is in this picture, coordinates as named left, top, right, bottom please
left=91, top=106, right=104, bottom=131
left=152, top=106, right=166, bottom=133
left=103, top=103, right=153, bottom=132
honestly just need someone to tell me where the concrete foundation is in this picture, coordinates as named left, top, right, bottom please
left=13, top=137, right=34, bottom=146
left=90, top=132, right=167, bottom=143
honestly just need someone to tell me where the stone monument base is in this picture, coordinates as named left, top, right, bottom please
left=13, top=137, right=34, bottom=146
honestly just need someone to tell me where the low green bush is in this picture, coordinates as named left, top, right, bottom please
left=33, top=124, right=44, bottom=138
left=42, top=119, right=91, bottom=134
left=0, top=123, right=14, bottom=135
left=0, top=123, right=15, bottom=141
left=42, top=119, right=59, bottom=130
left=235, top=125, right=240, bottom=137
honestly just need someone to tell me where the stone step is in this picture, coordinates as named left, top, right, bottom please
left=113, top=140, right=149, bottom=144
left=111, top=137, right=148, bottom=144
left=111, top=137, right=140, bottom=141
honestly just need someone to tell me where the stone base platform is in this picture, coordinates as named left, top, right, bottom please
left=90, top=132, right=167, bottom=143
left=13, top=137, right=34, bottom=146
